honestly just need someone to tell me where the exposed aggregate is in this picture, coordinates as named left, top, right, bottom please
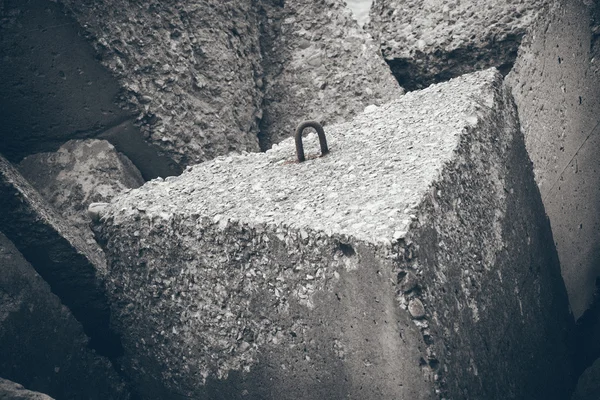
left=105, top=70, right=498, bottom=244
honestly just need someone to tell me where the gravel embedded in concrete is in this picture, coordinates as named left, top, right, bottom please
left=106, top=70, right=492, bottom=244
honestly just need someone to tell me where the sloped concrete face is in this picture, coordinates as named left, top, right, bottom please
left=256, top=0, right=400, bottom=148
left=0, top=233, right=129, bottom=400
left=505, top=0, right=600, bottom=319
left=95, top=69, right=574, bottom=399
left=368, top=0, right=549, bottom=90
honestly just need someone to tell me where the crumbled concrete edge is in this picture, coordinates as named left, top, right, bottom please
left=17, top=139, right=144, bottom=266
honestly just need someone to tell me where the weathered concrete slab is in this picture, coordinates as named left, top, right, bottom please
left=18, top=139, right=144, bottom=260
left=368, top=0, right=549, bottom=90
left=95, top=69, right=574, bottom=399
left=0, top=233, right=129, bottom=400
left=0, top=378, right=54, bottom=400
left=505, top=0, right=600, bottom=318
left=0, top=155, right=120, bottom=357
left=256, top=0, right=400, bottom=148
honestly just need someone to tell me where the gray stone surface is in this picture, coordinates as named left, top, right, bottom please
left=257, top=0, right=400, bottom=148
left=505, top=0, right=600, bottom=319
left=0, top=155, right=120, bottom=358
left=18, top=139, right=144, bottom=260
left=94, top=69, right=574, bottom=399
left=368, top=0, right=550, bottom=90
left=0, top=378, right=53, bottom=400
left=0, top=233, right=129, bottom=400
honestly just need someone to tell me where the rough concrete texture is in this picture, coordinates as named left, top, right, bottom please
left=94, top=69, right=574, bottom=399
left=505, top=0, right=600, bottom=319
left=18, top=139, right=144, bottom=260
left=0, top=155, right=121, bottom=358
left=256, top=0, right=400, bottom=148
left=368, top=0, right=550, bottom=90
left=0, top=378, right=53, bottom=400
left=0, top=233, right=129, bottom=400
left=0, top=0, right=132, bottom=161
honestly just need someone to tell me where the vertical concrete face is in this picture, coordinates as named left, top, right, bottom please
left=0, top=233, right=129, bottom=400
left=256, top=0, right=400, bottom=148
left=505, top=0, right=600, bottom=318
left=0, top=0, right=132, bottom=161
left=94, top=69, right=573, bottom=399
left=368, top=0, right=550, bottom=90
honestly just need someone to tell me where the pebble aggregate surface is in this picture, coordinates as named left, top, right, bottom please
left=105, top=69, right=496, bottom=244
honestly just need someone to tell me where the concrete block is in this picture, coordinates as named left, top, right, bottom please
left=56, top=0, right=398, bottom=164
left=95, top=69, right=574, bottom=399
left=368, top=0, right=550, bottom=90
left=505, top=0, right=600, bottom=318
left=0, top=155, right=120, bottom=357
left=0, top=233, right=129, bottom=400
left=256, top=0, right=401, bottom=148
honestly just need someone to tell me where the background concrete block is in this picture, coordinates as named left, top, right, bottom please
left=95, top=69, right=574, bottom=399
left=368, top=0, right=550, bottom=90
left=0, top=233, right=129, bottom=400
left=505, top=0, right=600, bottom=318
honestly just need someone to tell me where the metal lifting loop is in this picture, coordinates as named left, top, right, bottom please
left=295, top=120, right=329, bottom=162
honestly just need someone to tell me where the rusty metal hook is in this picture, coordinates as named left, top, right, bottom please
left=295, top=120, right=329, bottom=162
